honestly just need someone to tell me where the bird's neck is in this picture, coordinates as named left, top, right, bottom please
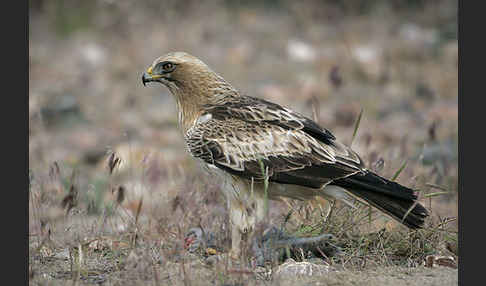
left=171, top=76, right=239, bottom=133
left=175, top=97, right=202, bottom=133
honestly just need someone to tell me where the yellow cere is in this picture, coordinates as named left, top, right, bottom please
left=147, top=66, right=153, bottom=75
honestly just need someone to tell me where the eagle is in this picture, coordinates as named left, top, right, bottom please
left=141, top=52, right=428, bottom=258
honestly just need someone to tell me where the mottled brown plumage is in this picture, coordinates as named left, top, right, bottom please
left=142, top=52, right=428, bottom=258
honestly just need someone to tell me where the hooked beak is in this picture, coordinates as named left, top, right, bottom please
left=142, top=66, right=163, bottom=86
left=141, top=72, right=150, bottom=86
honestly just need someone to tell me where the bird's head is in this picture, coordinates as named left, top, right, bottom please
left=142, top=52, right=239, bottom=131
left=142, top=52, right=238, bottom=102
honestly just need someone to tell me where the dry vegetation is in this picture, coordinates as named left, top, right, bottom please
left=29, top=0, right=458, bottom=285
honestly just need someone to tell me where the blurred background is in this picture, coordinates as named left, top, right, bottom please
left=29, top=0, right=458, bottom=232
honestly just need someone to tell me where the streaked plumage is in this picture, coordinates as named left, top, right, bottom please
left=142, top=52, right=428, bottom=258
left=185, top=96, right=363, bottom=187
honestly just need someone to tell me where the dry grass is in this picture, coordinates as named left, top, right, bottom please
left=29, top=1, right=457, bottom=285
left=28, top=154, right=457, bottom=284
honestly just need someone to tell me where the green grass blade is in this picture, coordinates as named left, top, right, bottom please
left=423, top=191, right=449, bottom=198
left=401, top=200, right=418, bottom=225
left=351, top=107, right=363, bottom=147
left=391, top=159, right=408, bottom=181
left=258, top=159, right=270, bottom=217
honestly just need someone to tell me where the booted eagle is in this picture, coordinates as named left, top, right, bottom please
left=142, top=52, right=428, bottom=258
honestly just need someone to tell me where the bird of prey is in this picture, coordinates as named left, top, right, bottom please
left=142, top=52, right=428, bottom=259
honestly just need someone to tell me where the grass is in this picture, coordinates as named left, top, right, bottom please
left=28, top=129, right=457, bottom=284
left=29, top=108, right=457, bottom=285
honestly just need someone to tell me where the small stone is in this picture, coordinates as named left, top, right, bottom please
left=275, top=258, right=332, bottom=276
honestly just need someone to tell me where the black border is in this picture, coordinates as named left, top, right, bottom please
left=23, top=1, right=463, bottom=285
left=5, top=0, right=28, bottom=284
left=459, top=0, right=479, bottom=284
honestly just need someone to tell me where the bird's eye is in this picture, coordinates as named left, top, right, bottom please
left=163, top=62, right=174, bottom=71
left=153, top=61, right=176, bottom=74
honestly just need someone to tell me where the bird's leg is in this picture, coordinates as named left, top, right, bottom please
left=230, top=223, right=242, bottom=260
left=228, top=191, right=267, bottom=262
left=228, top=200, right=256, bottom=261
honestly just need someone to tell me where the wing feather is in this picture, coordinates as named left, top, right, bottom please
left=185, top=96, right=367, bottom=189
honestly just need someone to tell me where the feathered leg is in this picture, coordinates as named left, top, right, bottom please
left=226, top=180, right=266, bottom=260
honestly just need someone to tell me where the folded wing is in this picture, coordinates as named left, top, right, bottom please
left=185, top=96, right=365, bottom=188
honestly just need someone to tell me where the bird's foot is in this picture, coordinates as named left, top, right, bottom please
left=228, top=249, right=241, bottom=261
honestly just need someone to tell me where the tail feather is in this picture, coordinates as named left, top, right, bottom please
left=332, top=172, right=428, bottom=229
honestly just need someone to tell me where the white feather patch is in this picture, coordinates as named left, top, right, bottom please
left=196, top=113, right=212, bottom=125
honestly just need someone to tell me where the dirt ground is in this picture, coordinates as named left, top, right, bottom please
left=31, top=261, right=458, bottom=286
left=276, top=266, right=457, bottom=286
left=29, top=0, right=458, bottom=285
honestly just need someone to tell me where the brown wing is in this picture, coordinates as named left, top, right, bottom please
left=185, top=97, right=366, bottom=188
left=204, top=96, right=337, bottom=145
